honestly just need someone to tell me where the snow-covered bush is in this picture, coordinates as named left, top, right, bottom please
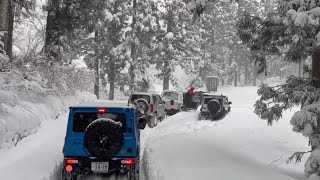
left=254, top=75, right=320, bottom=178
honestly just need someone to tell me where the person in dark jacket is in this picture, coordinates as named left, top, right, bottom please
left=186, top=87, right=195, bottom=107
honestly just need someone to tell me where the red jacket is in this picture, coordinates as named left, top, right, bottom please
left=187, top=87, right=195, bottom=96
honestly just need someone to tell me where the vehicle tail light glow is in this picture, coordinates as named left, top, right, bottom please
left=98, top=108, right=106, bottom=114
left=150, top=104, right=154, bottom=112
left=66, top=165, right=73, bottom=172
left=65, top=159, right=78, bottom=164
left=121, top=159, right=135, bottom=166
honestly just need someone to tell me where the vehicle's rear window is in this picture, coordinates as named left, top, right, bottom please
left=163, top=92, right=178, bottom=100
left=131, top=94, right=150, bottom=103
left=204, top=98, right=222, bottom=104
left=72, top=113, right=126, bottom=132
left=204, top=98, right=213, bottom=104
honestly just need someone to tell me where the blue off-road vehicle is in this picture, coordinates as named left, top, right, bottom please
left=61, top=102, right=148, bottom=180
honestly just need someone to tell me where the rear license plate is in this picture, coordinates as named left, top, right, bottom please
left=91, top=162, right=109, bottom=173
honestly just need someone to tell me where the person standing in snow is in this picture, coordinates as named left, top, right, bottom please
left=186, top=87, right=195, bottom=107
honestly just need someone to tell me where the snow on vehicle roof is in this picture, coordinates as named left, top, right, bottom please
left=70, top=101, right=133, bottom=108
left=203, top=93, right=226, bottom=97
left=132, top=92, right=159, bottom=95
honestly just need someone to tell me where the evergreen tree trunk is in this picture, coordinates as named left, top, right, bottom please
left=0, top=0, right=9, bottom=56
left=253, top=63, right=257, bottom=86
left=245, top=61, right=248, bottom=85
left=312, top=47, right=320, bottom=88
left=234, top=68, right=238, bottom=86
left=129, top=0, right=137, bottom=93
left=163, top=59, right=170, bottom=90
left=44, top=0, right=58, bottom=55
left=6, top=0, right=12, bottom=61
left=93, top=31, right=100, bottom=99
left=221, top=63, right=225, bottom=85
left=109, top=61, right=115, bottom=100
left=299, top=60, right=303, bottom=77
left=44, top=0, right=66, bottom=61
left=163, top=6, right=173, bottom=90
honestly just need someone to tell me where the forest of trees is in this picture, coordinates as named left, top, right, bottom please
left=2, top=0, right=320, bottom=178
left=0, top=0, right=298, bottom=101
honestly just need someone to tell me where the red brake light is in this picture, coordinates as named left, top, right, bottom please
left=65, top=159, right=78, bottom=164
left=121, top=159, right=135, bottom=165
left=98, top=108, right=106, bottom=114
left=150, top=104, right=154, bottom=112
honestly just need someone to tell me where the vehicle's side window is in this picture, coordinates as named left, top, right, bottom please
left=152, top=95, right=157, bottom=104
left=157, top=96, right=163, bottom=104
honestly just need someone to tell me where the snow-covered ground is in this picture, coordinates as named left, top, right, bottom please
left=0, top=85, right=310, bottom=180
left=141, top=86, right=309, bottom=180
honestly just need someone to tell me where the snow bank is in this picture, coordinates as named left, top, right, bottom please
left=0, top=91, right=97, bottom=149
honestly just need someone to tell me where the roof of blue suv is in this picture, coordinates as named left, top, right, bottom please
left=70, top=102, right=133, bottom=109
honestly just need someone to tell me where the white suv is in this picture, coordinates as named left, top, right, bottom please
left=129, top=92, right=166, bottom=128
left=161, top=90, right=184, bottom=115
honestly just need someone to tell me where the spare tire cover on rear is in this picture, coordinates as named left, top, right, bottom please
left=84, top=118, right=124, bottom=159
left=208, top=99, right=221, bottom=114
left=135, top=98, right=149, bottom=113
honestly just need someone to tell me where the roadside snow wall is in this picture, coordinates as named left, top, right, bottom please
left=0, top=70, right=97, bottom=149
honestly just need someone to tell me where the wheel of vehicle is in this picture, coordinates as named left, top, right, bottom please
left=84, top=118, right=124, bottom=159
left=128, top=164, right=139, bottom=180
left=207, top=99, right=221, bottom=114
left=159, top=113, right=166, bottom=122
left=148, top=114, right=158, bottom=128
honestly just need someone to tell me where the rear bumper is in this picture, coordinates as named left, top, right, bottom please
left=62, top=157, right=137, bottom=175
left=165, top=108, right=179, bottom=115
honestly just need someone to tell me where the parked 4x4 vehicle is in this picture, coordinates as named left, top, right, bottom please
left=62, top=102, right=148, bottom=180
left=161, top=90, right=184, bottom=116
left=199, top=93, right=232, bottom=120
left=129, top=92, right=166, bottom=128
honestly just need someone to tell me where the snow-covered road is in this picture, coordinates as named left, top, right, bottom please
left=0, top=86, right=310, bottom=180
left=141, top=86, right=309, bottom=180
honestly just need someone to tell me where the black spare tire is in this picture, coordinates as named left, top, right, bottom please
left=208, top=99, right=221, bottom=114
left=84, top=118, right=124, bottom=159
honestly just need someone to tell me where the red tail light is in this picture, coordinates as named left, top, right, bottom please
left=150, top=104, right=154, bottom=112
left=98, top=108, right=106, bottom=114
left=65, top=159, right=78, bottom=164
left=121, top=159, right=135, bottom=166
